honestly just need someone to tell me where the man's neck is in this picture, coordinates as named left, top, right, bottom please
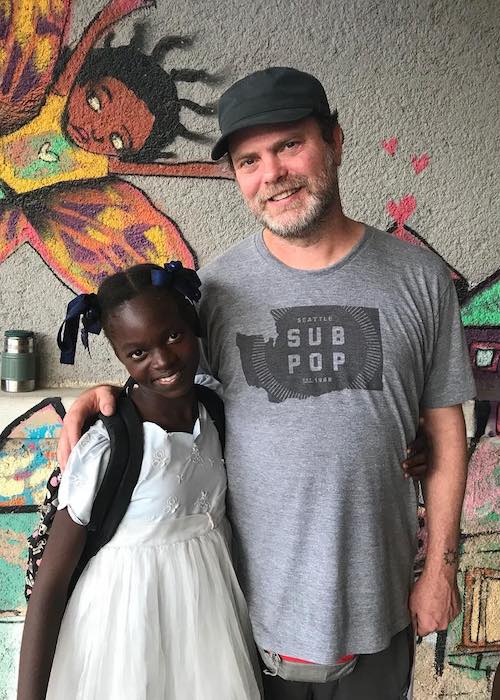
left=262, top=213, right=365, bottom=271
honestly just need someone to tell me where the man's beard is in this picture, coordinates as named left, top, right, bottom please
left=247, top=149, right=338, bottom=240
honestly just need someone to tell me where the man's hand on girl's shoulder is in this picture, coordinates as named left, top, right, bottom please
left=57, top=385, right=121, bottom=469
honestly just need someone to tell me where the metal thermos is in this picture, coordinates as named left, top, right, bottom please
left=1, top=330, right=36, bottom=392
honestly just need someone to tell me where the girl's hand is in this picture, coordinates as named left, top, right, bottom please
left=57, top=385, right=120, bottom=469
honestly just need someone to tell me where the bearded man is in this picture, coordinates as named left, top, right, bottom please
left=59, top=68, right=475, bottom=699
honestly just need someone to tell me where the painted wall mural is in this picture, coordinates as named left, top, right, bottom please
left=0, top=0, right=230, bottom=293
left=0, top=399, right=65, bottom=697
left=380, top=137, right=500, bottom=697
left=0, top=3, right=498, bottom=698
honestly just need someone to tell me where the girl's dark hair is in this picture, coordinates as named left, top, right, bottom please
left=97, top=263, right=201, bottom=336
left=74, top=28, right=219, bottom=161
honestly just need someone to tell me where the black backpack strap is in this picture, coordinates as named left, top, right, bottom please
left=89, top=395, right=144, bottom=549
left=69, top=395, right=144, bottom=592
left=195, top=384, right=225, bottom=453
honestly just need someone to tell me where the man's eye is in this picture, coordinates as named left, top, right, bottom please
left=87, top=94, right=101, bottom=112
left=239, top=158, right=255, bottom=169
left=110, top=133, right=125, bottom=151
left=130, top=349, right=146, bottom=359
left=284, top=141, right=298, bottom=149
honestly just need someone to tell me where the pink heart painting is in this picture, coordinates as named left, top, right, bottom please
left=411, top=153, right=430, bottom=175
left=387, top=195, right=417, bottom=230
left=381, top=137, right=398, bottom=156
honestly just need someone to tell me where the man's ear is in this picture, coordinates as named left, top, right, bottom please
left=332, top=124, right=344, bottom=166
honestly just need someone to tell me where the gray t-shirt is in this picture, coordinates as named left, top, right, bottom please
left=198, top=226, right=476, bottom=665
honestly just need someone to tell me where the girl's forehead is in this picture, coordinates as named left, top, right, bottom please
left=106, top=294, right=185, bottom=345
left=118, top=292, right=179, bottom=319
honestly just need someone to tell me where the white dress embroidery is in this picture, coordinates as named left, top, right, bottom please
left=50, top=407, right=262, bottom=699
left=190, top=443, right=205, bottom=466
left=165, top=496, right=180, bottom=514
left=194, top=490, right=210, bottom=513
left=152, top=448, right=168, bottom=469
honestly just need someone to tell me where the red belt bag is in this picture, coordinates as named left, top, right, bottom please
left=258, top=647, right=358, bottom=683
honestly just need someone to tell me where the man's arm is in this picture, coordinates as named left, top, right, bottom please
left=57, top=386, right=120, bottom=468
left=408, top=404, right=468, bottom=636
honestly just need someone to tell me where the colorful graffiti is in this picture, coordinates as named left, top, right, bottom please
left=0, top=0, right=230, bottom=292
left=387, top=229, right=500, bottom=697
left=0, top=398, right=65, bottom=697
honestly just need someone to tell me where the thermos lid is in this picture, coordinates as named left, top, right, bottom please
left=5, top=330, right=34, bottom=338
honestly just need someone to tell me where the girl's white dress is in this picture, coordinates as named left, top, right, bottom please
left=46, top=404, right=262, bottom=699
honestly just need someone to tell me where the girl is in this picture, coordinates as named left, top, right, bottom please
left=18, top=262, right=262, bottom=700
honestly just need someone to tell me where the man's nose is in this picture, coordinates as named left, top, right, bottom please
left=262, top=155, right=287, bottom=183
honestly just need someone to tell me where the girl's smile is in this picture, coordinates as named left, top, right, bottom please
left=107, top=289, right=200, bottom=406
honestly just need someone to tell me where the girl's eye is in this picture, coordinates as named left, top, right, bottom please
left=130, top=349, right=146, bottom=359
left=110, top=133, right=125, bottom=151
left=167, top=331, right=182, bottom=343
left=87, top=94, right=101, bottom=112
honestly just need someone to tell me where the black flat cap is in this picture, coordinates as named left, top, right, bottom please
left=211, top=67, right=331, bottom=160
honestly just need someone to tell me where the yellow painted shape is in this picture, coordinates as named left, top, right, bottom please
left=485, top=577, right=500, bottom=643
left=85, top=228, right=110, bottom=244
left=14, top=0, right=35, bottom=45
left=34, top=35, right=54, bottom=71
left=0, top=453, right=33, bottom=497
left=0, top=94, right=108, bottom=193
left=98, top=206, right=127, bottom=230
left=26, top=459, right=56, bottom=493
left=470, top=577, right=481, bottom=643
left=144, top=225, right=165, bottom=249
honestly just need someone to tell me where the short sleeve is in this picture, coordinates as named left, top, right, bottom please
left=57, top=420, right=111, bottom=526
left=196, top=339, right=224, bottom=397
left=421, top=277, right=476, bottom=408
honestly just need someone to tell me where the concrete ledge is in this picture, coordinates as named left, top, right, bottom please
left=0, top=388, right=87, bottom=432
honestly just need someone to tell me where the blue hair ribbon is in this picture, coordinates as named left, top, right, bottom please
left=57, top=294, right=102, bottom=365
left=151, top=261, right=202, bottom=303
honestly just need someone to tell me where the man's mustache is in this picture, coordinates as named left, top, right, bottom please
left=255, top=178, right=308, bottom=205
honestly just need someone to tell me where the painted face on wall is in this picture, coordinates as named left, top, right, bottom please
left=65, top=76, right=155, bottom=157
left=229, top=117, right=341, bottom=239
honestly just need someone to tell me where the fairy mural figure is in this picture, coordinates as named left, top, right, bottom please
left=0, top=0, right=229, bottom=291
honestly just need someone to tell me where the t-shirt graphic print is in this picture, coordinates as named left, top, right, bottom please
left=237, top=305, right=383, bottom=403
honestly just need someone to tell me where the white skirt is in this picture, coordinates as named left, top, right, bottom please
left=47, top=514, right=262, bottom=699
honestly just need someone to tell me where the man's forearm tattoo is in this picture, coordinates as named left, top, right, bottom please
left=443, top=549, right=459, bottom=565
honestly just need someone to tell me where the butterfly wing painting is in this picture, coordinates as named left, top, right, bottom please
left=0, top=0, right=71, bottom=136
left=1, top=178, right=194, bottom=291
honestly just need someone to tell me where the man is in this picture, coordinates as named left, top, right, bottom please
left=59, top=68, right=475, bottom=698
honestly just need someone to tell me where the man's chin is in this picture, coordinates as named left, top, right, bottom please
left=262, top=214, right=319, bottom=240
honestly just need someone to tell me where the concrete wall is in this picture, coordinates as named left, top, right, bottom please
left=0, top=0, right=499, bottom=697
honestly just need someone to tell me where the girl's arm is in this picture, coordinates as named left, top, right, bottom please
left=109, top=160, right=234, bottom=180
left=17, top=510, right=87, bottom=700
left=53, top=0, right=155, bottom=96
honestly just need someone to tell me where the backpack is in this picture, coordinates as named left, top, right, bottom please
left=25, top=384, right=225, bottom=601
